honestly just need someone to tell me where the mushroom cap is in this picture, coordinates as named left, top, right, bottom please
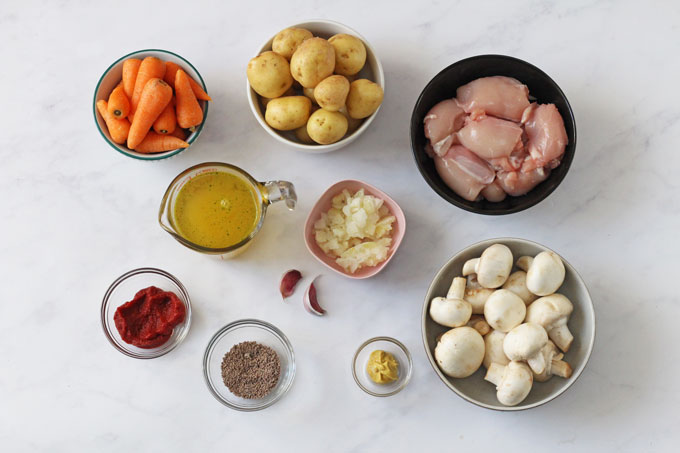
left=476, top=244, right=513, bottom=289
left=434, top=327, right=485, bottom=378
left=503, top=322, right=549, bottom=360
left=430, top=296, right=472, bottom=328
left=483, top=330, right=510, bottom=369
left=525, top=294, right=573, bottom=328
left=526, top=251, right=565, bottom=296
left=496, top=361, right=533, bottom=406
left=502, top=271, right=538, bottom=305
left=483, top=289, right=526, bottom=332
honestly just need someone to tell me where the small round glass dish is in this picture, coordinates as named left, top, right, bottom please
left=101, top=267, right=192, bottom=359
left=203, top=319, right=295, bottom=411
left=352, top=336, right=412, bottom=397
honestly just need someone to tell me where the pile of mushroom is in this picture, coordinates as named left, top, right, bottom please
left=430, top=244, right=575, bottom=406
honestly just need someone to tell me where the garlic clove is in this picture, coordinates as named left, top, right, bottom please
left=303, top=276, right=326, bottom=316
left=280, top=269, right=303, bottom=299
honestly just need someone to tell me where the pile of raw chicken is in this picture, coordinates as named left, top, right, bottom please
left=424, top=76, right=568, bottom=202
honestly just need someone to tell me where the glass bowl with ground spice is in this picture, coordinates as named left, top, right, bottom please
left=203, top=319, right=295, bottom=411
left=352, top=336, right=413, bottom=397
left=101, top=267, right=192, bottom=359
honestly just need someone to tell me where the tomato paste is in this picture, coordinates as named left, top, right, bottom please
left=114, top=286, right=186, bottom=349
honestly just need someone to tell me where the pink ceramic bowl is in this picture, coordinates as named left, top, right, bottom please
left=304, top=180, right=406, bottom=279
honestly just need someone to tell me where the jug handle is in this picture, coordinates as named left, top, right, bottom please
left=262, top=180, right=297, bottom=210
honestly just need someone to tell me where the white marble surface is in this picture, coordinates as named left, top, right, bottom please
left=1, top=0, right=679, bottom=451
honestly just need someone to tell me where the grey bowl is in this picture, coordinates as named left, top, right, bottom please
left=421, top=238, right=595, bottom=411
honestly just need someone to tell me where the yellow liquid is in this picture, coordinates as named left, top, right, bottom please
left=173, top=171, right=260, bottom=249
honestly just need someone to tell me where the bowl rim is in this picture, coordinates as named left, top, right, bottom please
left=202, top=318, right=296, bottom=411
left=352, top=336, right=413, bottom=397
left=100, top=267, right=192, bottom=359
left=93, top=48, right=209, bottom=161
left=410, top=54, right=577, bottom=215
left=303, top=179, right=406, bottom=279
left=246, top=19, right=385, bottom=152
left=421, top=237, right=596, bottom=411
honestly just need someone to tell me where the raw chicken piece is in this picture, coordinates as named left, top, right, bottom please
left=456, top=116, right=523, bottom=160
left=435, top=145, right=495, bottom=201
left=424, top=99, right=466, bottom=156
left=456, top=76, right=530, bottom=122
left=481, top=179, right=507, bottom=202
left=488, top=141, right=527, bottom=172
left=496, top=167, right=551, bottom=197
left=522, top=103, right=568, bottom=168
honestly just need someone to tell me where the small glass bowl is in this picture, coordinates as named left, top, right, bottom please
left=203, top=319, right=295, bottom=411
left=101, top=267, right=192, bottom=359
left=352, top=336, right=412, bottom=397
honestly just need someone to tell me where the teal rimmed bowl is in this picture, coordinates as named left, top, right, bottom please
left=93, top=49, right=209, bottom=161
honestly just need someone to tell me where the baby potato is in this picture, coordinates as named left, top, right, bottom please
left=272, top=27, right=313, bottom=60
left=260, top=86, right=295, bottom=109
left=346, top=79, right=384, bottom=119
left=307, top=109, right=348, bottom=144
left=265, top=96, right=312, bottom=131
left=328, top=34, right=367, bottom=76
left=247, top=51, right=293, bottom=98
left=313, top=75, right=350, bottom=112
left=303, top=86, right=317, bottom=105
left=290, top=37, right=335, bottom=88
left=338, top=106, right=364, bottom=134
left=294, top=124, right=315, bottom=144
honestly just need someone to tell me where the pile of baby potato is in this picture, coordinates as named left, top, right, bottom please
left=247, top=27, right=384, bottom=145
left=430, top=244, right=576, bottom=406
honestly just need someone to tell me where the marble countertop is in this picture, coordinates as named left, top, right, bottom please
left=2, top=0, right=678, bottom=451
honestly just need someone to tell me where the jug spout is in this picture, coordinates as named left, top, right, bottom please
left=263, top=180, right=297, bottom=210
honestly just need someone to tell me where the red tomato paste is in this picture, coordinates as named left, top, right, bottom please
left=114, top=286, right=186, bottom=349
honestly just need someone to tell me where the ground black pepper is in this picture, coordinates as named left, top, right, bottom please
left=221, top=341, right=281, bottom=399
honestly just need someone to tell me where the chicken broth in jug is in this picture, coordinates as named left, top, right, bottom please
left=173, top=171, right=260, bottom=249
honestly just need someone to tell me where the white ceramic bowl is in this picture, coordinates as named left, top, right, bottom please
left=247, top=20, right=385, bottom=153
left=93, top=49, right=209, bottom=161
left=422, top=238, right=596, bottom=411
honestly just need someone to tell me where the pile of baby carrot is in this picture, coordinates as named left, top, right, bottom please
left=97, top=56, right=211, bottom=153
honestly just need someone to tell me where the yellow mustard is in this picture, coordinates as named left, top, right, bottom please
left=366, top=350, right=399, bottom=384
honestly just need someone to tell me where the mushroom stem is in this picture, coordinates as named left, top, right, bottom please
left=484, top=363, right=504, bottom=386
left=551, top=359, right=573, bottom=379
left=549, top=324, right=574, bottom=353
left=447, top=277, right=466, bottom=300
left=462, top=258, right=479, bottom=276
left=467, top=315, right=490, bottom=336
left=516, top=256, right=533, bottom=272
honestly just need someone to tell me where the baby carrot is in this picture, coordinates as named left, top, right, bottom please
left=122, top=58, right=141, bottom=98
left=153, top=96, right=177, bottom=134
left=130, top=56, right=166, bottom=121
left=107, top=83, right=130, bottom=119
left=164, top=61, right=212, bottom=101
left=127, top=78, right=173, bottom=150
left=171, top=127, right=188, bottom=140
left=135, top=132, right=189, bottom=153
left=96, top=100, right=130, bottom=144
left=175, top=69, right=203, bottom=129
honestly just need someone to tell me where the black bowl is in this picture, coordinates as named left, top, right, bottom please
left=410, top=55, right=577, bottom=215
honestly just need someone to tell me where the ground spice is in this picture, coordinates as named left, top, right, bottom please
left=221, top=341, right=281, bottom=399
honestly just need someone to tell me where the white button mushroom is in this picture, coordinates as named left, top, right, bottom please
left=484, top=361, right=533, bottom=406
left=465, top=275, right=494, bottom=314
left=532, top=341, right=573, bottom=382
left=483, top=330, right=510, bottom=369
left=462, top=244, right=513, bottom=289
left=430, top=277, right=472, bottom=327
left=516, top=251, right=565, bottom=296
left=503, top=323, right=549, bottom=374
left=483, top=289, right=526, bottom=333
left=434, top=326, right=485, bottom=378
left=525, top=294, right=574, bottom=352
left=502, top=271, right=538, bottom=305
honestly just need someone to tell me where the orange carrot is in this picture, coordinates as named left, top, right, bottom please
left=122, top=58, right=141, bottom=98
left=171, top=127, right=188, bottom=140
left=96, top=100, right=130, bottom=144
left=153, top=96, right=176, bottom=134
left=175, top=69, right=203, bottom=129
left=164, top=61, right=211, bottom=101
left=127, top=78, right=173, bottom=149
left=107, top=83, right=130, bottom=119
left=135, top=132, right=189, bottom=153
left=129, top=57, right=166, bottom=121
